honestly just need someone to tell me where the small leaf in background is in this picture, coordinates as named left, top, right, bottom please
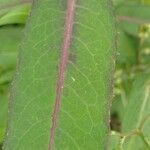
left=122, top=73, right=150, bottom=150
left=116, top=4, right=150, bottom=36
left=116, top=29, right=139, bottom=66
left=0, top=3, right=31, bottom=26
left=0, top=26, right=23, bottom=71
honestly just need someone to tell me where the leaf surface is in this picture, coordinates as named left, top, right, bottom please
left=122, top=73, right=150, bottom=150
left=0, top=25, right=23, bottom=146
left=4, top=0, right=116, bottom=150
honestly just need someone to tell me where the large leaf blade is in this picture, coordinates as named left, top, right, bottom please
left=4, top=0, right=116, bottom=149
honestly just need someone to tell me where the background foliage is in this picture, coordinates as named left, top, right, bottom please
left=0, top=0, right=150, bottom=149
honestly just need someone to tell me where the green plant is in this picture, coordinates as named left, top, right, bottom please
left=0, top=0, right=150, bottom=150
left=1, top=0, right=116, bottom=150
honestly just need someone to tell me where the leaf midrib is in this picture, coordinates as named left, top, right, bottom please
left=48, top=0, right=76, bottom=149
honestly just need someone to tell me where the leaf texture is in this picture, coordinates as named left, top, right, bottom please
left=4, top=0, right=116, bottom=150
left=122, top=73, right=150, bottom=150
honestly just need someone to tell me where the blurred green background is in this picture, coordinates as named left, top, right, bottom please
left=0, top=0, right=150, bottom=149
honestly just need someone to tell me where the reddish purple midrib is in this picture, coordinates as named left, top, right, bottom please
left=48, top=0, right=76, bottom=149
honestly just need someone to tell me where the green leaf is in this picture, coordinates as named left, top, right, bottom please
left=122, top=73, right=150, bottom=131
left=0, top=1, right=31, bottom=147
left=116, top=4, right=150, bottom=36
left=0, top=0, right=18, bottom=4
left=0, top=26, right=23, bottom=72
left=3, top=0, right=116, bottom=150
left=0, top=0, right=31, bottom=6
left=117, top=29, right=139, bottom=66
left=122, top=73, right=150, bottom=149
left=113, top=0, right=124, bottom=7
left=0, top=3, right=31, bottom=26
left=0, top=25, right=23, bottom=147
left=0, top=93, right=8, bottom=144
left=0, top=0, right=32, bottom=26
